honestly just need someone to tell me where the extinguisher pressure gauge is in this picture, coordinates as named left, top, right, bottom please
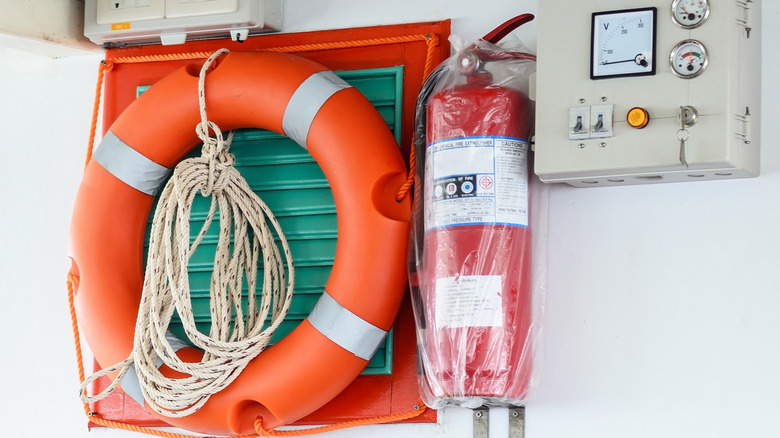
left=591, top=7, right=657, bottom=80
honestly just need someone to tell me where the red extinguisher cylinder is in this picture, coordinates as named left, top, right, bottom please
left=422, top=75, right=533, bottom=403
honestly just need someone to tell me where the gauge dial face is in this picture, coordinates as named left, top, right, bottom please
left=671, top=0, right=710, bottom=29
left=591, top=8, right=657, bottom=80
left=670, top=40, right=708, bottom=78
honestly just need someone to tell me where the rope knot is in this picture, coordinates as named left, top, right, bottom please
left=193, top=51, right=239, bottom=197
left=180, top=152, right=234, bottom=197
left=196, top=120, right=231, bottom=156
left=195, top=119, right=237, bottom=196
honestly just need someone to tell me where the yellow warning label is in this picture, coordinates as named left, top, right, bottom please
left=111, top=22, right=131, bottom=31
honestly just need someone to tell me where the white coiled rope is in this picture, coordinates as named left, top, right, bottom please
left=80, top=49, right=295, bottom=418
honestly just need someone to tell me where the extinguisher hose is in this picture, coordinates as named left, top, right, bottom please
left=411, top=62, right=449, bottom=264
left=409, top=62, right=448, bottom=374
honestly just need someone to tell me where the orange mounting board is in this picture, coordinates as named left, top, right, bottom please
left=101, top=21, right=451, bottom=160
left=87, top=20, right=450, bottom=430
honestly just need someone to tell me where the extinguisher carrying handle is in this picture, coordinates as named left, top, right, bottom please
left=459, top=13, right=537, bottom=73
left=462, top=50, right=536, bottom=65
left=482, top=13, right=535, bottom=45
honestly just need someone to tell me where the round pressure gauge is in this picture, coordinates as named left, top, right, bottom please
left=670, top=40, right=709, bottom=78
left=671, top=0, right=710, bottom=29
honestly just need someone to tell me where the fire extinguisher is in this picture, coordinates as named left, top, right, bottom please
left=410, top=14, right=537, bottom=407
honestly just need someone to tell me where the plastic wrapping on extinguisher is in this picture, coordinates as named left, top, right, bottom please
left=408, top=23, right=548, bottom=409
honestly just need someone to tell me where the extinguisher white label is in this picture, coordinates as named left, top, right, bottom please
left=434, top=275, right=504, bottom=328
left=424, top=136, right=529, bottom=231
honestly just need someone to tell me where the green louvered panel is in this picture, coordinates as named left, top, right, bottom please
left=140, top=66, right=403, bottom=375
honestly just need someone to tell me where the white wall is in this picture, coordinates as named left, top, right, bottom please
left=1, top=1, right=778, bottom=437
left=0, top=0, right=96, bottom=56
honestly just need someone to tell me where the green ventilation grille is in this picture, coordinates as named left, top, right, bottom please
left=140, top=66, right=403, bottom=375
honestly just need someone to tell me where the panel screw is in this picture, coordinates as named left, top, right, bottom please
left=475, top=411, right=483, bottom=418
left=579, top=98, right=586, bottom=104
left=601, top=96, right=608, bottom=102
left=512, top=411, right=520, bottom=417
left=414, top=404, right=420, bottom=410
left=579, top=143, right=586, bottom=149
left=600, top=142, right=606, bottom=148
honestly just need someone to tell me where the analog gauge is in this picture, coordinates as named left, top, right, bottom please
left=591, top=7, right=657, bottom=80
left=670, top=40, right=708, bottom=78
left=671, top=0, right=710, bottom=29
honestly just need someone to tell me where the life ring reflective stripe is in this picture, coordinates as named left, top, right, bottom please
left=120, top=290, right=387, bottom=407
left=70, top=52, right=411, bottom=436
left=120, top=332, right=188, bottom=407
left=93, top=130, right=171, bottom=195
left=283, top=70, right=352, bottom=147
left=308, top=291, right=389, bottom=360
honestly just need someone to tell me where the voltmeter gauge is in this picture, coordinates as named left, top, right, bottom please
left=591, top=7, right=657, bottom=80
left=670, top=39, right=709, bottom=78
left=671, top=0, right=710, bottom=29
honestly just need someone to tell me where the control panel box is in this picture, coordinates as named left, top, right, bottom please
left=84, top=0, right=282, bottom=46
left=534, top=0, right=761, bottom=187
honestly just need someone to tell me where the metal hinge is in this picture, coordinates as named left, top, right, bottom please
left=736, top=0, right=753, bottom=38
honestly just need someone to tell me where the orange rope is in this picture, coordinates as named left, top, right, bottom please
left=67, top=274, right=90, bottom=417
left=395, top=33, right=440, bottom=202
left=71, top=276, right=426, bottom=437
left=90, top=416, right=258, bottom=438
left=85, top=60, right=112, bottom=170
left=266, top=35, right=433, bottom=54
left=68, top=273, right=261, bottom=438
left=100, top=34, right=440, bottom=201
left=73, top=33, right=439, bottom=437
left=109, top=51, right=219, bottom=64
left=254, top=403, right=427, bottom=437
left=108, top=35, right=435, bottom=64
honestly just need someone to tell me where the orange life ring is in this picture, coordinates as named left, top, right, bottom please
left=69, top=51, right=411, bottom=435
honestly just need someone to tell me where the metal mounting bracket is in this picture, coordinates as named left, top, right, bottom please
left=473, top=407, right=489, bottom=438
left=472, top=406, right=526, bottom=438
left=509, top=407, right=526, bottom=438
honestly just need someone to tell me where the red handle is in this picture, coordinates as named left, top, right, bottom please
left=482, top=13, right=535, bottom=45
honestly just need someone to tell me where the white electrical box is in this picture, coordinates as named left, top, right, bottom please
left=84, top=0, right=282, bottom=46
left=534, top=0, right=761, bottom=187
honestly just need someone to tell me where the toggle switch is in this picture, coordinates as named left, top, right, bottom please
left=569, top=106, right=591, bottom=140
left=590, top=104, right=614, bottom=139
left=595, top=114, right=605, bottom=132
